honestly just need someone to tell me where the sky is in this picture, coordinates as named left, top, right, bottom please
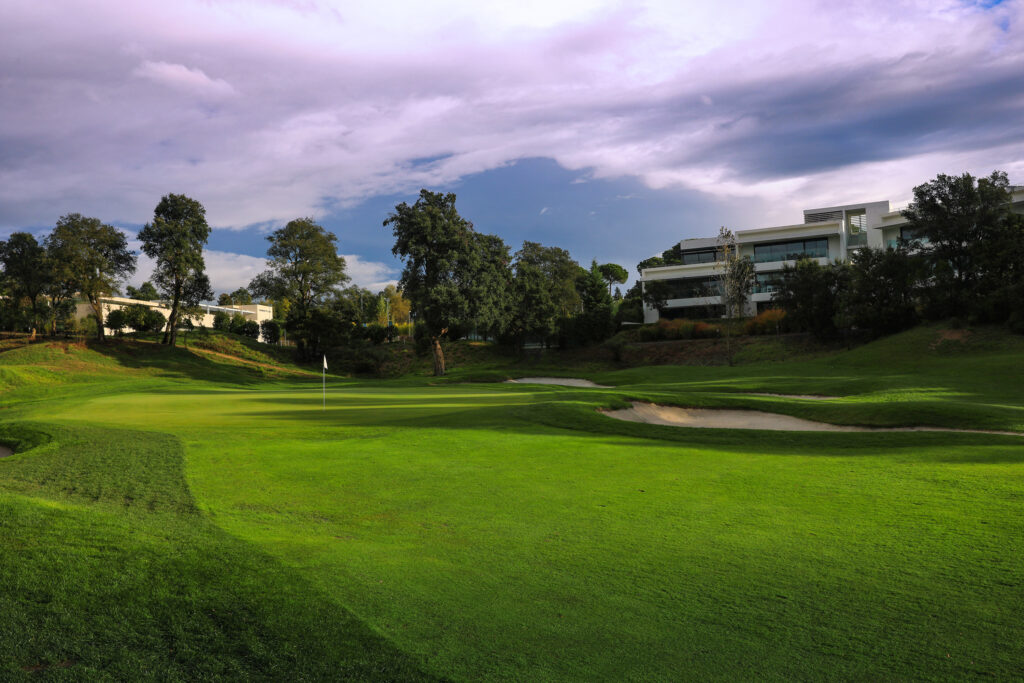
left=1, top=0, right=1022, bottom=294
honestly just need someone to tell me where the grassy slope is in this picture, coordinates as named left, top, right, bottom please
left=2, top=327, right=1024, bottom=680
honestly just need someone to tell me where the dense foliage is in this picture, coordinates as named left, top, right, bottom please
left=138, top=195, right=214, bottom=347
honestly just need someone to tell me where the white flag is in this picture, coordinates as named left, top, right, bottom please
left=323, top=355, right=328, bottom=370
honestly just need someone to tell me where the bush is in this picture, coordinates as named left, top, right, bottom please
left=212, top=311, right=230, bottom=331
left=260, top=320, right=281, bottom=345
left=412, top=322, right=431, bottom=356
left=636, top=318, right=720, bottom=342
left=229, top=313, right=247, bottom=335
left=105, top=309, right=127, bottom=335
left=142, top=309, right=167, bottom=333
left=366, top=324, right=388, bottom=346
left=745, top=308, right=787, bottom=335
left=240, top=320, right=260, bottom=340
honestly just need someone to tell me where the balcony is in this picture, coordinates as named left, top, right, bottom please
left=847, top=232, right=867, bottom=248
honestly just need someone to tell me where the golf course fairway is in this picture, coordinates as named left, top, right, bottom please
left=2, top=327, right=1023, bottom=680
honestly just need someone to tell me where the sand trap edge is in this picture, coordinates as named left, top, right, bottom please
left=600, top=401, right=1022, bottom=436
left=506, top=377, right=611, bottom=388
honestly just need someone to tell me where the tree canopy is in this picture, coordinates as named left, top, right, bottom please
left=248, top=217, right=348, bottom=359
left=138, top=195, right=212, bottom=346
left=384, top=190, right=479, bottom=375
left=126, top=281, right=160, bottom=301
left=0, top=233, right=52, bottom=337
left=47, top=213, right=136, bottom=339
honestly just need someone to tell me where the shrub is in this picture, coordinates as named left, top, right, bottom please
left=260, top=320, right=281, bottom=345
left=142, top=309, right=167, bottom=333
left=366, top=324, right=388, bottom=346
left=229, top=313, right=247, bottom=335
left=240, top=320, right=260, bottom=340
left=212, top=311, right=230, bottom=331
left=105, top=309, right=127, bottom=335
left=745, top=308, right=787, bottom=335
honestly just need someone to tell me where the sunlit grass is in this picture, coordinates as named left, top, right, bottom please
left=2, top=325, right=1023, bottom=680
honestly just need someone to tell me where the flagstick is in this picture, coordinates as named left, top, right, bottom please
left=322, top=357, right=326, bottom=411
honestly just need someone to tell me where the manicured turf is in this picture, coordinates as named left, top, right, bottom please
left=2, top=328, right=1023, bottom=680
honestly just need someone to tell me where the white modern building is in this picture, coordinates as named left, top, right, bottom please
left=641, top=186, right=1024, bottom=323
left=76, top=296, right=274, bottom=339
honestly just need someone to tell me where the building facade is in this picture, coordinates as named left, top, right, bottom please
left=641, top=187, right=1024, bottom=323
left=75, top=296, right=274, bottom=340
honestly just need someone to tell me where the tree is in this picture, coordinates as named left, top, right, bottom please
left=217, top=293, right=234, bottom=306
left=230, top=287, right=252, bottom=305
left=462, top=232, right=513, bottom=340
left=515, top=241, right=580, bottom=317
left=384, top=190, right=480, bottom=375
left=0, top=233, right=52, bottom=338
left=901, top=171, right=1017, bottom=320
left=714, top=227, right=754, bottom=318
left=248, top=218, right=348, bottom=360
left=597, top=263, right=628, bottom=297
left=126, top=282, right=160, bottom=301
left=510, top=260, right=559, bottom=348
left=773, top=258, right=850, bottom=341
left=564, top=261, right=615, bottom=347
left=46, top=214, right=136, bottom=340
left=377, top=285, right=410, bottom=326
left=836, top=246, right=919, bottom=337
left=138, top=195, right=213, bottom=346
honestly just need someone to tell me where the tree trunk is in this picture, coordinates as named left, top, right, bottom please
left=431, top=336, right=446, bottom=376
left=89, top=297, right=105, bottom=340
left=164, top=291, right=180, bottom=346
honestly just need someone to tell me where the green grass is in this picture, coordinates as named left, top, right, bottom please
left=2, top=325, right=1024, bottom=680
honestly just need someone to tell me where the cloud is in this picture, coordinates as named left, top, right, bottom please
left=539, top=207, right=549, bottom=215
left=0, top=0, right=1021, bottom=231
left=132, top=60, right=236, bottom=97
left=341, top=253, right=399, bottom=292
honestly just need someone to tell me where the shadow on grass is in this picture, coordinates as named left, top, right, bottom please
left=86, top=339, right=302, bottom=387
left=232, top=395, right=1024, bottom=463
left=0, top=420, right=441, bottom=681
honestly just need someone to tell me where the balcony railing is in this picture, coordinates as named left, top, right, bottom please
left=847, top=232, right=867, bottom=247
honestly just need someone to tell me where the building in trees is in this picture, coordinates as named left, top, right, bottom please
left=639, top=184, right=1024, bottom=322
left=75, top=296, right=273, bottom=340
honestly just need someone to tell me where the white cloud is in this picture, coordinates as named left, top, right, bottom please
left=539, top=207, right=549, bottom=215
left=342, top=253, right=399, bottom=292
left=132, top=60, right=236, bottom=97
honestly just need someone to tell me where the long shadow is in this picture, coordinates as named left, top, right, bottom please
left=86, top=339, right=312, bottom=388
left=0, top=419, right=442, bottom=680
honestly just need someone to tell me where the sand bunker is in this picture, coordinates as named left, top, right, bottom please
left=505, top=377, right=611, bottom=388
left=744, top=392, right=839, bottom=400
left=601, top=401, right=1022, bottom=436
left=0, top=445, right=13, bottom=458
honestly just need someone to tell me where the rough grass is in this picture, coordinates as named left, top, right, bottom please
left=2, top=324, right=1023, bottom=680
